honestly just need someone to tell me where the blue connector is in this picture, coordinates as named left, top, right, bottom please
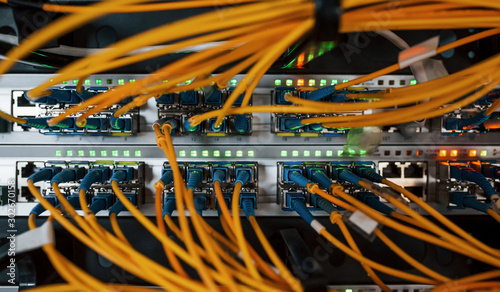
left=28, top=166, right=63, bottom=183
left=450, top=165, right=497, bottom=199
left=290, top=195, right=315, bottom=224
left=310, top=170, right=334, bottom=190
left=306, top=86, right=337, bottom=101
left=23, top=91, right=56, bottom=105
left=313, top=195, right=337, bottom=214
left=274, top=87, right=295, bottom=105
left=66, top=196, right=82, bottom=210
left=209, top=118, right=226, bottom=132
left=109, top=193, right=137, bottom=215
left=338, top=170, right=362, bottom=186
left=78, top=167, right=111, bottom=192
left=281, top=118, right=307, bottom=131
left=75, top=89, right=97, bottom=102
left=193, top=193, right=207, bottom=215
left=180, top=91, right=199, bottom=105
left=110, top=115, right=131, bottom=131
left=160, top=170, right=174, bottom=185
left=239, top=193, right=256, bottom=211
left=286, top=169, right=311, bottom=188
left=481, top=164, right=500, bottom=179
left=308, top=123, right=324, bottom=132
left=330, top=163, right=352, bottom=181
left=450, top=192, right=491, bottom=213
left=204, top=88, right=223, bottom=105
left=156, top=93, right=175, bottom=104
left=241, top=198, right=255, bottom=219
left=235, top=168, right=251, bottom=186
left=187, top=169, right=203, bottom=191
left=233, top=115, right=250, bottom=133
left=183, top=118, right=201, bottom=132
left=212, top=168, right=227, bottom=183
left=90, top=193, right=113, bottom=213
left=357, top=192, right=394, bottom=216
left=29, top=194, right=58, bottom=217
left=51, top=167, right=87, bottom=184
left=84, top=118, right=107, bottom=130
left=111, top=167, right=134, bottom=184
left=163, top=195, right=176, bottom=216
left=228, top=87, right=246, bottom=106
left=356, top=166, right=384, bottom=183
left=444, top=112, right=490, bottom=131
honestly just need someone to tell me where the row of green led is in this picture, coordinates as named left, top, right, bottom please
left=274, top=78, right=418, bottom=87
left=55, top=150, right=142, bottom=157
left=178, top=150, right=345, bottom=158
left=58, top=78, right=240, bottom=87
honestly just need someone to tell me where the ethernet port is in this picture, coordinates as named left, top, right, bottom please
left=21, top=162, right=38, bottom=178
left=382, top=162, right=402, bottom=178
left=20, top=186, right=36, bottom=202
left=405, top=186, right=424, bottom=197
left=404, top=163, right=425, bottom=178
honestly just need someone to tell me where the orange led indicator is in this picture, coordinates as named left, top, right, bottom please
left=469, top=150, right=477, bottom=157
left=297, top=79, right=304, bottom=86
left=439, top=150, right=447, bottom=157
left=450, top=150, right=458, bottom=157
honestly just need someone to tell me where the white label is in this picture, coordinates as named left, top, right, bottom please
left=16, top=220, right=54, bottom=254
left=348, top=211, right=378, bottom=235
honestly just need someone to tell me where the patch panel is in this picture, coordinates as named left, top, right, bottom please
left=15, top=160, right=145, bottom=208
left=271, top=87, right=374, bottom=136
left=11, top=89, right=139, bottom=136
left=160, top=161, right=258, bottom=212
left=436, top=160, right=498, bottom=207
left=157, top=88, right=252, bottom=136
left=377, top=162, right=428, bottom=198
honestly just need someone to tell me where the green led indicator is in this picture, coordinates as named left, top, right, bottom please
left=360, top=149, right=367, bottom=156
left=410, top=79, right=417, bottom=85
left=308, top=52, right=314, bottom=62
left=274, top=79, right=282, bottom=86
left=309, top=79, right=315, bottom=86
left=326, top=150, right=333, bottom=157
left=191, top=150, right=197, bottom=157
left=89, top=150, right=96, bottom=157
left=236, top=150, right=243, bottom=157
left=112, top=150, right=119, bottom=157
left=225, top=150, right=232, bottom=157
left=101, top=150, right=107, bottom=156
left=73, top=79, right=78, bottom=85
left=123, top=150, right=130, bottom=157
left=315, top=150, right=321, bottom=157
left=62, top=81, right=68, bottom=85
left=230, top=79, right=237, bottom=86
left=78, top=150, right=85, bottom=156
left=55, top=150, right=62, bottom=157
left=343, top=79, right=349, bottom=83
left=286, top=79, right=293, bottom=86
left=214, top=150, right=221, bottom=157
left=331, top=79, right=338, bottom=85
left=202, top=150, right=209, bottom=157
left=292, top=150, right=299, bottom=157
left=304, top=150, right=310, bottom=157
left=118, top=79, right=125, bottom=85
left=129, top=79, right=136, bottom=83
left=281, top=150, right=288, bottom=157
left=346, top=289, right=353, bottom=292
left=95, top=79, right=102, bottom=85
left=179, top=150, right=186, bottom=157
left=84, top=79, right=91, bottom=85
left=66, top=150, right=73, bottom=156
left=320, top=79, right=327, bottom=86
left=247, top=150, right=254, bottom=157
left=481, top=150, right=488, bottom=157
left=135, top=150, right=142, bottom=157
left=107, top=79, right=113, bottom=85
left=338, top=150, right=344, bottom=156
